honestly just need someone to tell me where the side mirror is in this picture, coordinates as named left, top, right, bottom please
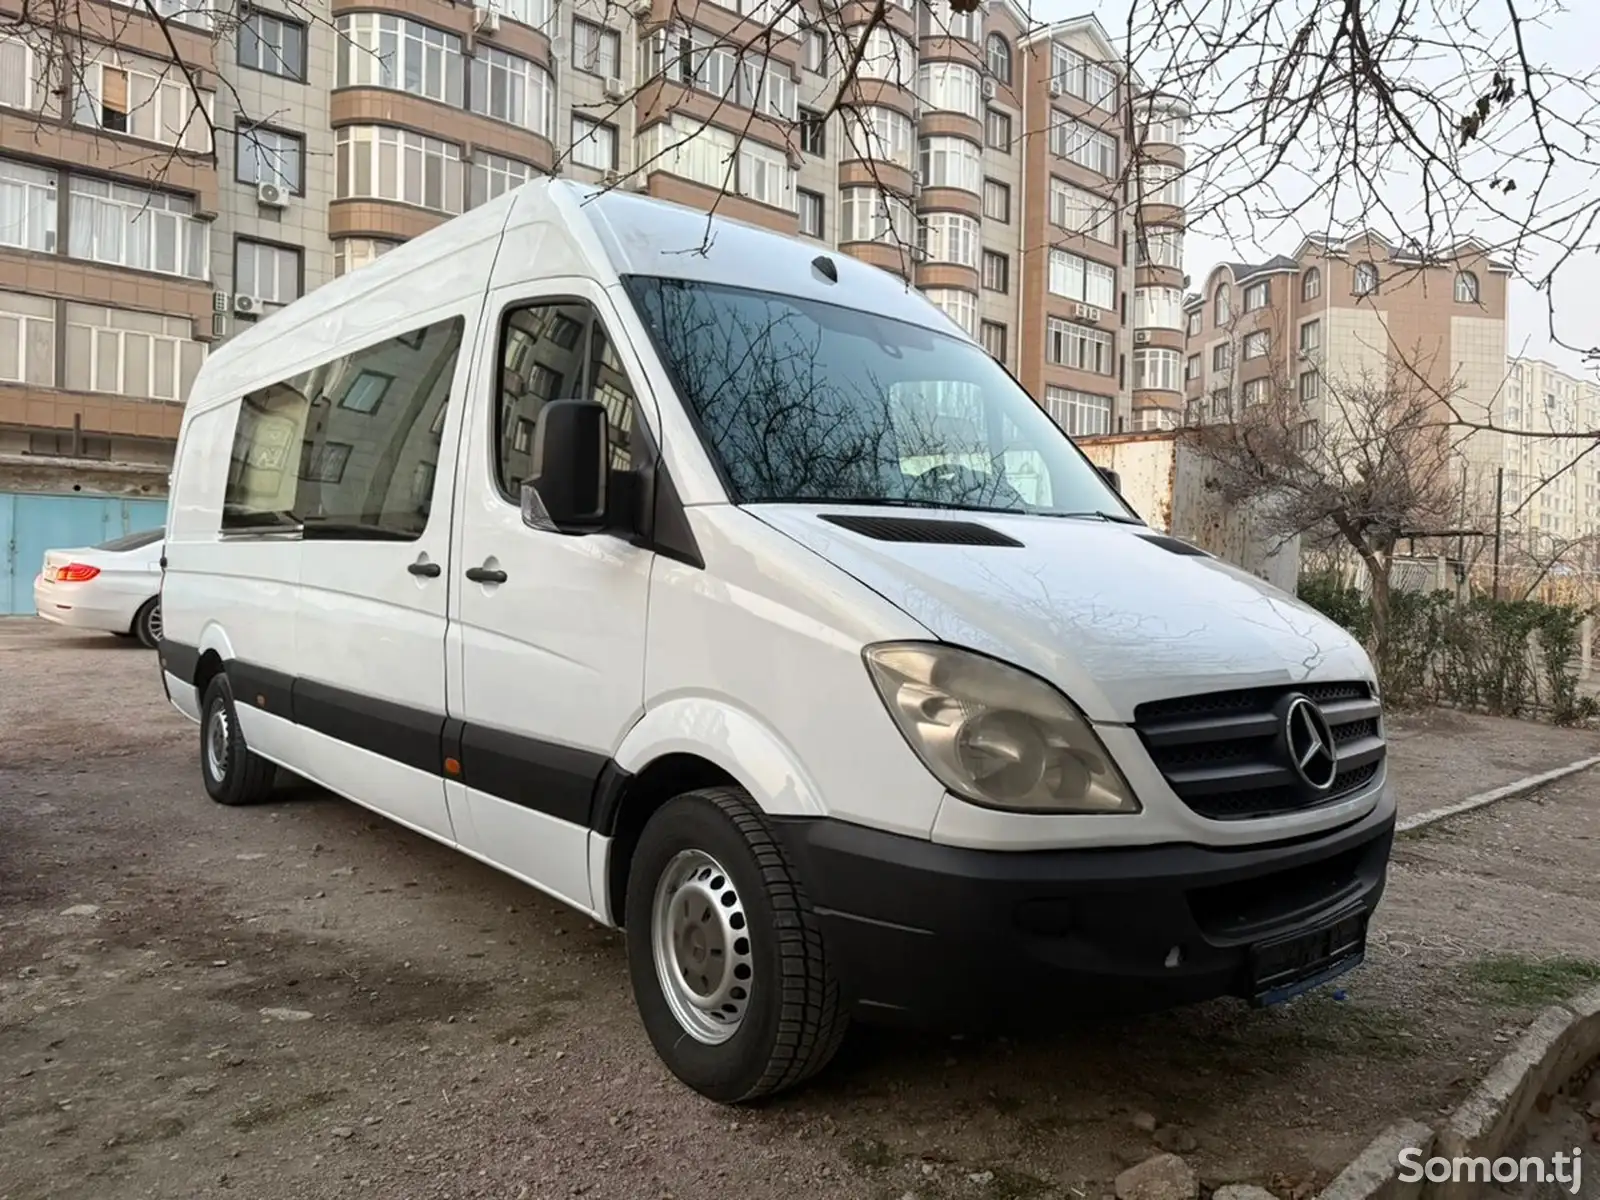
left=1097, top=466, right=1121, bottom=493
left=521, top=399, right=609, bottom=533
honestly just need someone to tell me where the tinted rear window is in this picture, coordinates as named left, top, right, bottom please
left=95, top=527, right=165, bottom=552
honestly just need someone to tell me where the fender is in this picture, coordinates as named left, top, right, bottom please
left=609, top=694, right=830, bottom=819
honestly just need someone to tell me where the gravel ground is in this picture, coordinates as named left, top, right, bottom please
left=3, top=620, right=1599, bottom=1200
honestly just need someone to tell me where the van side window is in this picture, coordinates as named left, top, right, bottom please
left=494, top=301, right=640, bottom=498
left=222, top=315, right=465, bottom=538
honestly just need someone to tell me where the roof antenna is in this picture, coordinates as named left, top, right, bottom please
left=812, top=254, right=838, bottom=284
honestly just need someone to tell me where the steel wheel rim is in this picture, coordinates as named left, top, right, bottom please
left=205, top=703, right=230, bottom=781
left=147, top=602, right=162, bottom=642
left=650, top=848, right=754, bottom=1045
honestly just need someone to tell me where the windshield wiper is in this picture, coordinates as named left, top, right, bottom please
left=754, top=496, right=1028, bottom=515
left=1043, top=510, right=1146, bottom=525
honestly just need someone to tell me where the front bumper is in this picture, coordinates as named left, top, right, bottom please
left=768, top=787, right=1396, bottom=1031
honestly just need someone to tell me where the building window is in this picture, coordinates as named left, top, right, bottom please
left=234, top=239, right=301, bottom=306
left=1048, top=249, right=1115, bottom=309
left=734, top=140, right=795, bottom=210
left=335, top=126, right=464, bottom=213
left=920, top=3, right=981, bottom=41
left=1045, top=386, right=1112, bottom=436
left=0, top=290, right=56, bottom=386
left=0, top=34, right=47, bottom=113
left=333, top=238, right=399, bottom=276
left=1243, top=378, right=1269, bottom=407
left=1050, top=43, right=1115, bottom=109
left=1137, top=104, right=1185, bottom=146
left=803, top=28, right=827, bottom=73
left=1213, top=284, right=1230, bottom=325
left=469, top=46, right=555, bottom=137
left=224, top=316, right=464, bottom=537
left=916, top=61, right=983, bottom=119
left=986, top=33, right=1011, bottom=83
left=918, top=212, right=980, bottom=269
left=1186, top=309, right=1202, bottom=336
left=981, top=249, right=1008, bottom=293
left=1455, top=271, right=1479, bottom=303
left=1049, top=178, right=1115, bottom=243
left=919, top=136, right=982, bottom=193
left=1243, top=330, right=1269, bottom=359
left=982, top=178, right=1010, bottom=222
left=570, top=116, right=617, bottom=169
left=1299, top=370, right=1320, bottom=402
left=646, top=23, right=797, bottom=119
left=1045, top=318, right=1113, bottom=373
left=840, top=105, right=914, bottom=171
left=1133, top=286, right=1183, bottom=329
left=237, top=124, right=304, bottom=193
left=334, top=13, right=464, bottom=106
left=838, top=186, right=914, bottom=244
left=573, top=18, right=620, bottom=79
left=108, top=0, right=214, bottom=30
left=67, top=177, right=209, bottom=280
left=924, top=288, right=978, bottom=337
left=855, top=26, right=915, bottom=86
left=75, top=50, right=215, bottom=153
left=1353, top=261, right=1378, bottom=295
left=985, top=108, right=1012, bottom=152
left=797, top=188, right=823, bottom=238
left=1302, top=267, right=1320, bottom=301
left=1212, top=342, right=1233, bottom=371
left=1185, top=354, right=1199, bottom=381
left=635, top=117, right=797, bottom=208
left=1137, top=225, right=1183, bottom=269
left=238, top=9, right=307, bottom=80
left=1049, top=111, right=1117, bottom=177
left=1299, top=319, right=1320, bottom=352
left=64, top=302, right=204, bottom=402
left=1208, top=388, right=1231, bottom=421
left=0, top=158, right=57, bottom=254
left=799, top=107, right=826, bottom=155
left=1132, top=348, right=1182, bottom=392
left=1243, top=280, right=1269, bottom=311
left=469, top=151, right=533, bottom=208
left=980, top=319, right=1006, bottom=364
left=1136, top=162, right=1182, bottom=207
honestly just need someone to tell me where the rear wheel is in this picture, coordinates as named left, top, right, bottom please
left=132, top=597, right=161, bottom=649
left=624, top=786, right=848, bottom=1103
left=199, top=674, right=278, bottom=806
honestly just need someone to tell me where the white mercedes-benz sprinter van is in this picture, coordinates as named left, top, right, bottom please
left=158, top=178, right=1394, bottom=1103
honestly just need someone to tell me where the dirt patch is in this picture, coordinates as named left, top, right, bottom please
left=3, top=620, right=1600, bottom=1200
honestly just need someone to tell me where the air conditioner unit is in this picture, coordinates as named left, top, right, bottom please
left=1134, top=329, right=1151, bottom=344
left=981, top=78, right=997, bottom=99
left=473, top=5, right=500, bottom=34
left=211, top=312, right=228, bottom=338
left=911, top=169, right=924, bottom=187
left=1075, top=303, right=1101, bottom=321
left=604, top=75, right=625, bottom=100
left=1049, top=80, right=1063, bottom=98
left=232, top=294, right=262, bottom=315
left=212, top=290, right=230, bottom=313
left=255, top=180, right=288, bottom=208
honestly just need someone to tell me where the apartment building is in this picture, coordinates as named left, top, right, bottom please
left=1498, top=357, right=1600, bottom=562
left=1181, top=232, right=1510, bottom=505
left=0, top=0, right=1188, bottom=492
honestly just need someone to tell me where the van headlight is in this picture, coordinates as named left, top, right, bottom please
left=862, top=642, right=1140, bottom=814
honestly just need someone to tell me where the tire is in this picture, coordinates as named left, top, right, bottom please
left=199, top=674, right=278, bottom=806
left=624, top=786, right=848, bottom=1104
left=132, top=597, right=161, bottom=649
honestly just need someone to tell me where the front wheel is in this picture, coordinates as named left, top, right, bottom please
left=199, top=674, right=278, bottom=806
left=624, top=786, right=848, bottom=1104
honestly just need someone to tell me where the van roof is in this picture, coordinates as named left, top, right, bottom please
left=188, top=178, right=967, bottom=409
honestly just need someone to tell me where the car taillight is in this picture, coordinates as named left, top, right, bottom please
left=54, top=563, right=101, bottom=582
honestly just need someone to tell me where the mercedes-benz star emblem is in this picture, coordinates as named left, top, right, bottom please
left=1284, top=696, right=1339, bottom=790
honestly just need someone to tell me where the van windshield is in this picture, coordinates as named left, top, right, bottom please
left=621, top=275, right=1138, bottom=520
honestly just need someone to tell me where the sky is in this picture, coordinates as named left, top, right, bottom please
left=1027, top=0, right=1600, bottom=382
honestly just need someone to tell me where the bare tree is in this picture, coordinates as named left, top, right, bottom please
left=1180, top=353, right=1464, bottom=672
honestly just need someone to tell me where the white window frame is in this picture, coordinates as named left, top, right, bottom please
left=797, top=189, right=823, bottom=238
left=0, top=290, right=56, bottom=387
left=1049, top=111, right=1117, bottom=177
left=1132, top=347, right=1182, bottom=392
left=570, top=116, right=617, bottom=170
left=918, top=136, right=981, bottom=194
left=75, top=52, right=216, bottom=154
left=239, top=9, right=307, bottom=80
left=1050, top=43, right=1116, bottom=109
left=333, top=238, right=400, bottom=276
left=1045, top=386, right=1113, bottom=437
left=1049, top=177, right=1115, bottom=243
left=855, top=25, right=915, bottom=87
left=1137, top=162, right=1183, bottom=207
left=0, top=34, right=45, bottom=113
left=735, top=139, right=795, bottom=211
left=573, top=18, right=621, bottom=79
left=67, top=176, right=209, bottom=280
left=1136, top=225, right=1184, bottom=269
left=916, top=61, right=982, bottom=119
left=470, top=45, right=554, bottom=137
left=1045, top=318, right=1113, bottom=374
left=0, top=157, right=58, bottom=254
left=1353, top=261, right=1379, bottom=295
left=1455, top=271, right=1479, bottom=302
left=1048, top=249, right=1115, bottom=309
left=234, top=238, right=301, bottom=305
left=335, top=13, right=464, bottom=106
left=1244, top=280, right=1269, bottom=311
left=839, top=186, right=914, bottom=244
left=1134, top=286, right=1184, bottom=330
left=918, top=212, right=980, bottom=270
left=1243, top=330, right=1269, bottom=359
left=335, top=125, right=464, bottom=214
left=237, top=124, right=304, bottom=192
left=843, top=105, right=913, bottom=171
left=65, top=303, right=204, bottom=403
left=983, top=178, right=1010, bottom=222
left=924, top=287, right=978, bottom=337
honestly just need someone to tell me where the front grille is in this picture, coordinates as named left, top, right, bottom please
left=1133, top=681, right=1385, bottom=821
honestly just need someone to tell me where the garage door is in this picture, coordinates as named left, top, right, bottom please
left=0, top=492, right=169, bottom=616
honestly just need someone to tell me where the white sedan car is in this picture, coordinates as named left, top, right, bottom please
left=34, top=526, right=165, bottom=648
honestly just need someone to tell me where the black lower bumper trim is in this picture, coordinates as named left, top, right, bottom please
left=769, top=792, right=1396, bottom=1031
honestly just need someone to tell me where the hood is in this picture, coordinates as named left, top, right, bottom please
left=748, top=505, right=1375, bottom=724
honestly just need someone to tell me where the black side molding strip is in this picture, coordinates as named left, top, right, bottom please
left=158, top=638, right=200, bottom=684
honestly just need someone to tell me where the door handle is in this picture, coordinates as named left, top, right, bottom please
left=407, top=559, right=441, bottom=577
left=465, top=565, right=507, bottom=584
